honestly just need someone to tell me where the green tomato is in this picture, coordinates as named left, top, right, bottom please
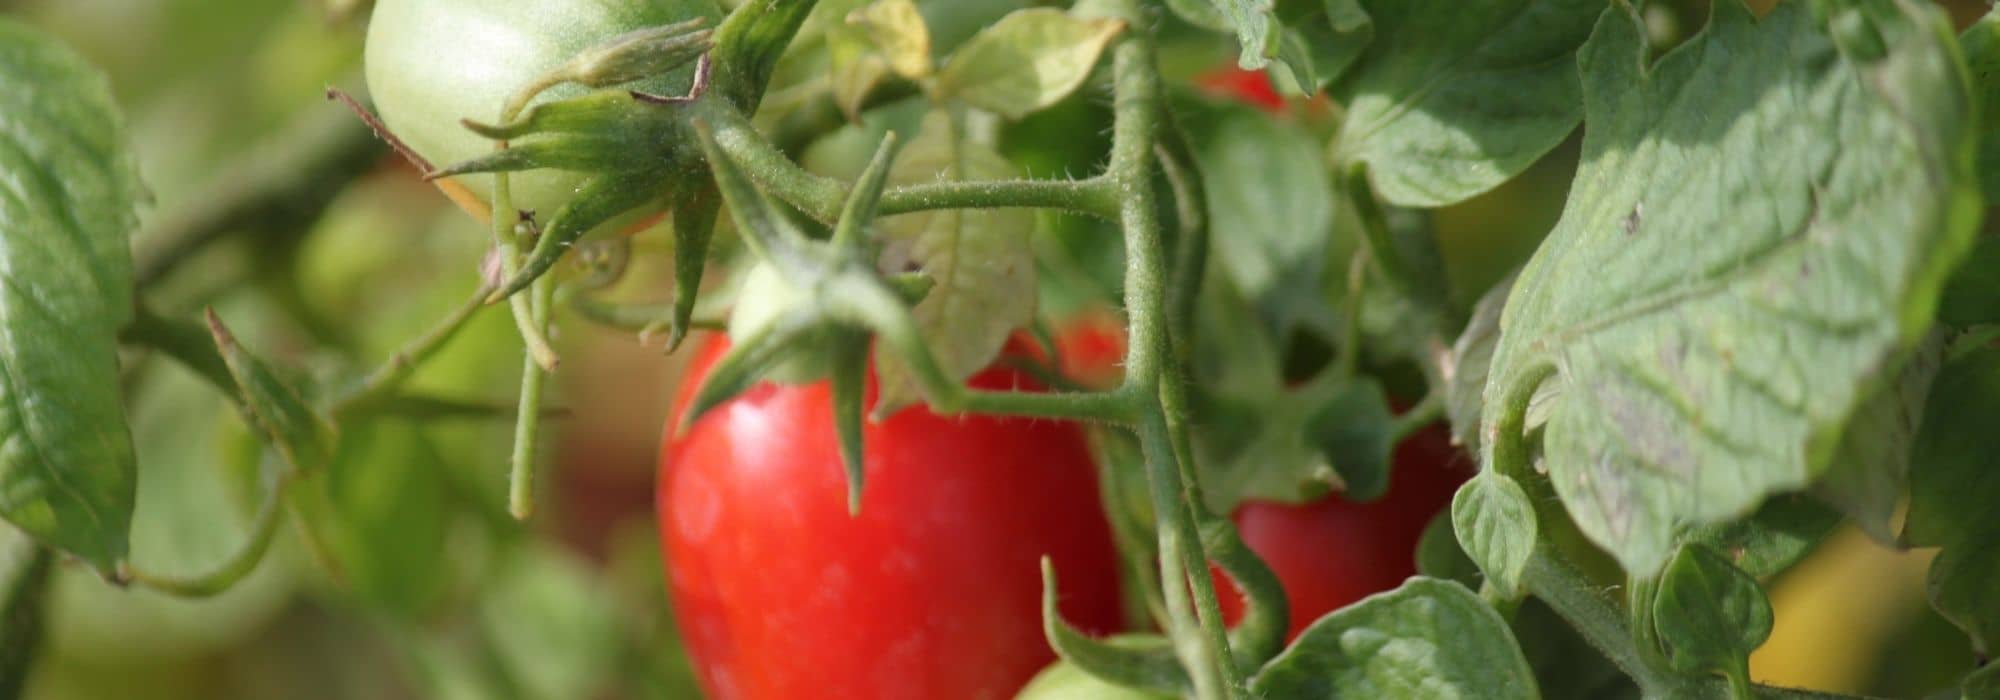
left=363, top=0, right=720, bottom=220
left=1014, top=658, right=1170, bottom=700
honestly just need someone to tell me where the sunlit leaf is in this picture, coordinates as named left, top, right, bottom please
left=1480, top=0, right=1979, bottom=576
left=1452, top=473, right=1535, bottom=599
left=1251, top=577, right=1538, bottom=699
left=936, top=9, right=1123, bottom=120
left=1333, top=0, right=1602, bottom=207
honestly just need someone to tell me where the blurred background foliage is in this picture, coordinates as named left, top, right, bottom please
left=0, top=0, right=1991, bottom=697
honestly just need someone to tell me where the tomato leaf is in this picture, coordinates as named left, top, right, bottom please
left=935, top=9, right=1123, bottom=120
left=1480, top=0, right=1979, bottom=577
left=1905, top=346, right=2000, bottom=655
left=0, top=525, right=52, bottom=700
left=0, top=21, right=146, bottom=576
left=1303, top=377, right=1394, bottom=501
left=1451, top=473, right=1536, bottom=600
left=1185, top=0, right=1281, bottom=71
left=1198, top=515, right=1289, bottom=668
left=1906, top=347, right=2000, bottom=549
left=1960, top=6, right=2000, bottom=202
left=1926, top=525, right=2000, bottom=658
left=828, top=23, right=893, bottom=122
left=1812, top=328, right=1943, bottom=542
left=871, top=110, right=1036, bottom=413
left=1414, top=511, right=1480, bottom=589
left=1945, top=9, right=2000, bottom=326
left=1331, top=0, right=1601, bottom=207
left=1651, top=543, right=1771, bottom=683
left=1251, top=577, right=1539, bottom=699
left=48, top=361, right=295, bottom=658
left=1161, top=0, right=1230, bottom=32
left=205, top=310, right=334, bottom=475
left=827, top=0, right=932, bottom=119
left=1041, top=561, right=1189, bottom=696
left=1181, top=98, right=1336, bottom=336
left=1268, top=0, right=1372, bottom=95
left=1444, top=272, right=1512, bottom=453
left=1685, top=494, right=1841, bottom=579
left=853, top=0, right=932, bottom=79
left=1938, top=236, right=2000, bottom=326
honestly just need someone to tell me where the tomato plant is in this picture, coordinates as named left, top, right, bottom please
left=7, top=0, right=2000, bottom=699
left=660, top=335, right=1123, bottom=700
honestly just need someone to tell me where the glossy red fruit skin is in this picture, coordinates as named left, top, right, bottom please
left=659, top=336, right=1125, bottom=700
left=1213, top=421, right=1470, bottom=640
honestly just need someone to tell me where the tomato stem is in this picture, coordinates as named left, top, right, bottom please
left=329, top=282, right=498, bottom=419
left=698, top=101, right=1122, bottom=224
left=121, top=471, right=294, bottom=597
left=1101, top=9, right=1246, bottom=696
left=508, top=272, right=554, bottom=521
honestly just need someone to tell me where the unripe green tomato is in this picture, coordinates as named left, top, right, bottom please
left=1015, top=658, right=1169, bottom=700
left=363, top=0, right=719, bottom=221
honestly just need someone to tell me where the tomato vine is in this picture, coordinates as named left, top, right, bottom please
left=8, top=0, right=2000, bottom=698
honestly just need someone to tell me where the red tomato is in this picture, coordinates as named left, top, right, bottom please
left=1048, top=309, right=1127, bottom=389
left=1194, top=66, right=1285, bottom=112
left=1212, top=420, right=1470, bottom=641
left=658, top=336, right=1125, bottom=700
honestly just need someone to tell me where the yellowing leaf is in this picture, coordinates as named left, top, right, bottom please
left=852, top=0, right=931, bottom=80
left=827, top=0, right=932, bottom=120
left=828, top=26, right=891, bottom=120
left=871, top=110, right=1036, bottom=413
left=936, top=9, right=1123, bottom=120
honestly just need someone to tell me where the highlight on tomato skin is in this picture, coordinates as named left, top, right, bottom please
left=1211, top=420, right=1471, bottom=641
left=657, top=334, right=1125, bottom=700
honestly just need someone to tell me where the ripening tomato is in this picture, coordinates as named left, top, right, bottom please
left=659, top=336, right=1125, bottom=700
left=1213, top=421, right=1470, bottom=640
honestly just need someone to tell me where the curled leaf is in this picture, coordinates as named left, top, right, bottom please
left=1040, top=558, right=1190, bottom=696
left=936, top=9, right=1124, bottom=120
left=1651, top=543, right=1772, bottom=684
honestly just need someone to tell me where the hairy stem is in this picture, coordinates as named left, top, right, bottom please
left=329, top=283, right=497, bottom=419
left=507, top=274, right=554, bottom=520
left=1105, top=11, right=1241, bottom=697
left=701, top=102, right=1120, bottom=223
